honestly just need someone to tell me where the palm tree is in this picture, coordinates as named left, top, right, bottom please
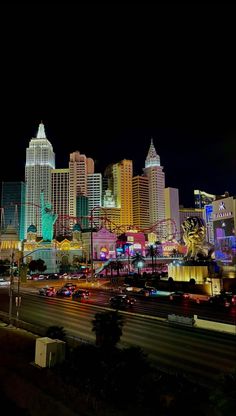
left=131, top=252, right=145, bottom=276
left=46, top=325, right=67, bottom=342
left=112, top=259, right=123, bottom=276
left=146, top=245, right=157, bottom=274
left=92, top=310, right=124, bottom=349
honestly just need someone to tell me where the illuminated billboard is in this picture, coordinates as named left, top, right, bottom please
left=212, top=197, right=236, bottom=264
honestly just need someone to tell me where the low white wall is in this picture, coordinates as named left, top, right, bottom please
left=194, top=315, right=236, bottom=335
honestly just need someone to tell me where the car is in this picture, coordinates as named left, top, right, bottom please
left=63, top=283, right=78, bottom=293
left=143, top=286, right=158, bottom=296
left=208, top=293, right=235, bottom=308
left=169, top=291, right=190, bottom=302
left=56, top=288, right=71, bottom=297
left=38, top=275, right=46, bottom=280
left=47, top=273, right=59, bottom=280
left=109, top=294, right=136, bottom=309
left=38, top=286, right=56, bottom=296
left=0, top=278, right=10, bottom=286
left=72, top=289, right=90, bottom=300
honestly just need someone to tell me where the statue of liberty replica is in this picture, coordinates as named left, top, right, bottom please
left=40, top=191, right=58, bottom=241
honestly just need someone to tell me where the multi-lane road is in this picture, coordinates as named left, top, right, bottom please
left=0, top=283, right=235, bottom=385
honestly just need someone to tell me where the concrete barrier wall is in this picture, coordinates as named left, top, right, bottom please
left=194, top=315, right=236, bottom=335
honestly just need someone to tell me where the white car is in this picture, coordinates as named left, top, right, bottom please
left=0, top=278, right=10, bottom=286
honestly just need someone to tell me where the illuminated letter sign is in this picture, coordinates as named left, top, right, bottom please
left=219, top=202, right=226, bottom=211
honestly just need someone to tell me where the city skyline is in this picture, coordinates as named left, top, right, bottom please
left=0, top=121, right=234, bottom=208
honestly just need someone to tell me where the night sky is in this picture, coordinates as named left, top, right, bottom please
left=1, top=4, right=236, bottom=207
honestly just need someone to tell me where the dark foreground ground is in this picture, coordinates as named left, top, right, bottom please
left=0, top=322, right=235, bottom=416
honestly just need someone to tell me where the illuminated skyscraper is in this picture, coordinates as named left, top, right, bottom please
left=1, top=181, right=26, bottom=241
left=76, top=195, right=89, bottom=229
left=25, top=122, right=55, bottom=236
left=132, top=175, right=149, bottom=230
left=52, top=169, right=69, bottom=236
left=69, top=151, right=94, bottom=222
left=144, top=138, right=165, bottom=227
left=112, top=159, right=133, bottom=229
left=87, top=173, right=102, bottom=216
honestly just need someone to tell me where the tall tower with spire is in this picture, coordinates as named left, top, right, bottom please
left=25, top=122, right=55, bottom=237
left=143, top=138, right=165, bottom=228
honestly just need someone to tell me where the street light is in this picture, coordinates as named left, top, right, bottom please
left=89, top=206, right=103, bottom=281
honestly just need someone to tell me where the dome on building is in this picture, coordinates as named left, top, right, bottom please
left=27, top=224, right=37, bottom=233
left=72, top=223, right=82, bottom=232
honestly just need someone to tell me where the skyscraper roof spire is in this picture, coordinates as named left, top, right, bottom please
left=36, top=122, right=46, bottom=139
left=145, top=137, right=160, bottom=168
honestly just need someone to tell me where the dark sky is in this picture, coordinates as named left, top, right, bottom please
left=1, top=3, right=236, bottom=207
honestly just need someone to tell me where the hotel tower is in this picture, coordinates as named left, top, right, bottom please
left=144, top=138, right=165, bottom=227
left=25, top=122, right=55, bottom=236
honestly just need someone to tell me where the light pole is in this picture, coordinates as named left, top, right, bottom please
left=8, top=250, right=15, bottom=327
left=89, top=206, right=103, bottom=281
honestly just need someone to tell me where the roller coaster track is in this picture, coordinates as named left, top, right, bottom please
left=1, top=203, right=179, bottom=241
left=56, top=213, right=178, bottom=240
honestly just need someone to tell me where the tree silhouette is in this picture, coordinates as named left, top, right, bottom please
left=92, top=310, right=124, bottom=349
left=28, top=258, right=47, bottom=273
left=46, top=326, right=66, bottom=341
left=146, top=245, right=157, bottom=274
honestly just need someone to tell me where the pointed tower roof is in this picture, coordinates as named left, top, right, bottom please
left=36, top=122, right=46, bottom=139
left=145, top=138, right=160, bottom=168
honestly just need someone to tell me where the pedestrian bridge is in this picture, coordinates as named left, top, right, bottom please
left=94, top=256, right=184, bottom=274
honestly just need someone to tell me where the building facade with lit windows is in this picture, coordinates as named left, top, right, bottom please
left=23, top=224, right=84, bottom=274
left=82, top=227, right=117, bottom=263
left=51, top=169, right=69, bottom=237
left=100, top=207, right=121, bottom=233
left=1, top=181, right=26, bottom=241
left=107, top=159, right=133, bottom=230
left=25, top=123, right=55, bottom=237
left=0, top=224, right=21, bottom=262
left=69, top=151, right=94, bottom=223
left=143, top=139, right=165, bottom=228
left=76, top=195, right=89, bottom=229
left=132, top=175, right=149, bottom=230
left=87, top=173, right=102, bottom=216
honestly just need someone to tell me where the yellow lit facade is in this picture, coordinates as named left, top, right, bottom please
left=100, top=207, right=121, bottom=233
left=132, top=175, right=149, bottom=230
left=112, top=159, right=133, bottom=230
